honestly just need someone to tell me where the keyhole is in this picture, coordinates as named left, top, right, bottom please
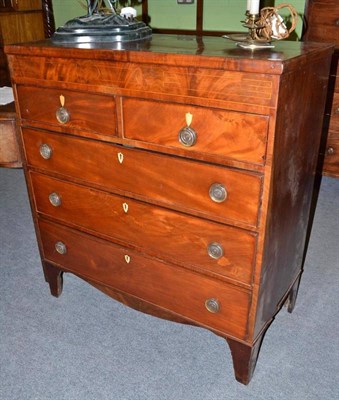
left=118, top=153, right=124, bottom=164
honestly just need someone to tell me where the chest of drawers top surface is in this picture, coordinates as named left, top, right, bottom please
left=5, top=35, right=333, bottom=385
left=4, top=34, right=331, bottom=67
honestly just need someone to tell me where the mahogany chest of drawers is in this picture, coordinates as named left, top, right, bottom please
left=304, top=0, right=339, bottom=177
left=5, top=35, right=333, bottom=384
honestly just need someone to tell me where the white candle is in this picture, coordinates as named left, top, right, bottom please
left=246, top=0, right=251, bottom=11
left=249, top=0, right=260, bottom=15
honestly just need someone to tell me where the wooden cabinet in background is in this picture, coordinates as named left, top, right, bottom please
left=6, top=36, right=333, bottom=384
left=0, top=31, right=8, bottom=86
left=10, top=0, right=42, bottom=11
left=304, top=0, right=339, bottom=178
left=0, top=7, right=44, bottom=46
left=0, top=102, right=21, bottom=167
left=0, top=0, right=45, bottom=82
left=0, top=0, right=13, bottom=11
left=0, top=0, right=45, bottom=168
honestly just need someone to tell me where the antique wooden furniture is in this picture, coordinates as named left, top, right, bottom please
left=0, top=0, right=44, bottom=168
left=0, top=31, right=9, bottom=86
left=0, top=0, right=48, bottom=85
left=0, top=0, right=55, bottom=168
left=303, top=0, right=339, bottom=177
left=5, top=36, right=333, bottom=384
left=0, top=101, right=21, bottom=167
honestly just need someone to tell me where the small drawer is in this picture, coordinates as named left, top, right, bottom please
left=123, top=98, right=269, bottom=165
left=323, top=132, right=339, bottom=177
left=31, top=172, right=257, bottom=285
left=23, top=129, right=263, bottom=228
left=17, top=85, right=117, bottom=136
left=39, top=219, right=251, bottom=339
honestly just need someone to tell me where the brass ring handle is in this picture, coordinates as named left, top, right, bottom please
left=327, top=146, right=335, bottom=156
left=49, top=192, right=62, bottom=207
left=56, top=106, right=70, bottom=124
left=336, top=19, right=339, bottom=27
left=39, top=143, right=53, bottom=160
left=205, top=298, right=220, bottom=313
left=55, top=241, right=67, bottom=255
left=335, top=107, right=339, bottom=114
left=209, top=183, right=227, bottom=203
left=178, top=126, right=197, bottom=147
left=207, top=242, right=224, bottom=260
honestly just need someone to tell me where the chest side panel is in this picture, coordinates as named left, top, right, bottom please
left=252, top=53, right=333, bottom=338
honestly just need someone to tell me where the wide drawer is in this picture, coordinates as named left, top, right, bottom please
left=31, top=172, right=256, bottom=285
left=122, top=98, right=269, bottom=165
left=16, top=85, right=117, bottom=136
left=23, top=128, right=263, bottom=228
left=323, top=132, right=339, bottom=177
left=39, top=219, right=251, bottom=339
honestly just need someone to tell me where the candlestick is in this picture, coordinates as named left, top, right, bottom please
left=224, top=1, right=298, bottom=50
left=249, top=0, right=260, bottom=15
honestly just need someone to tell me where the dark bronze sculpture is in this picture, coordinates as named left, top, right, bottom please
left=53, top=0, right=152, bottom=43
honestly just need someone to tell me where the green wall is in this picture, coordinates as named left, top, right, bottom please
left=53, top=0, right=305, bottom=39
left=52, top=1, right=142, bottom=28
left=203, top=0, right=305, bottom=39
left=53, top=1, right=85, bottom=28
left=148, top=1, right=196, bottom=30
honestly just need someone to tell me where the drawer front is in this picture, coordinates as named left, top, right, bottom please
left=39, top=219, right=250, bottom=339
left=323, top=132, right=339, bottom=177
left=123, top=98, right=269, bottom=165
left=17, top=85, right=117, bottom=136
left=23, top=129, right=262, bottom=227
left=31, top=172, right=256, bottom=285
